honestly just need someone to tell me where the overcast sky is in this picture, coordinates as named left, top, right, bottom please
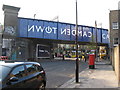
left=0, top=0, right=119, bottom=29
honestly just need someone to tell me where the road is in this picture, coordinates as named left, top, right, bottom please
left=39, top=59, right=88, bottom=88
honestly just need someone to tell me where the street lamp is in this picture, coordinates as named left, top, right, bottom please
left=95, top=21, right=98, bottom=61
left=118, top=4, right=120, bottom=86
left=51, top=16, right=59, bottom=22
left=34, top=14, right=36, bottom=19
left=75, top=0, right=79, bottom=83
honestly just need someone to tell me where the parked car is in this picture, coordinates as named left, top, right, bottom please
left=0, top=60, right=46, bottom=89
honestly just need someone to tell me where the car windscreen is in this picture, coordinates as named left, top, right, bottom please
left=0, top=65, right=11, bottom=81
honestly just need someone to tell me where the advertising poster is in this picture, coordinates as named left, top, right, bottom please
left=36, top=44, right=50, bottom=58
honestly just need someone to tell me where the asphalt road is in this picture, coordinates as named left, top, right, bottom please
left=39, top=59, right=88, bottom=88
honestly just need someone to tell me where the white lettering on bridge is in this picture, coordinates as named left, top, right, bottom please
left=28, top=25, right=57, bottom=34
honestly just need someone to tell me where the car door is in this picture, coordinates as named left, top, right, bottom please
left=25, top=64, right=40, bottom=88
left=6, top=65, right=27, bottom=88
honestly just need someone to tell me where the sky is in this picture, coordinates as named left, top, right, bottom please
left=0, top=0, right=120, bottom=29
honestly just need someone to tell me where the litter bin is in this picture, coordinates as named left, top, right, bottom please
left=89, top=54, right=95, bottom=69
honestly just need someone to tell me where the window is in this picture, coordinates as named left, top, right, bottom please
left=0, top=66, right=11, bottom=80
left=36, top=65, right=43, bottom=72
left=26, top=64, right=37, bottom=75
left=26, top=64, right=43, bottom=75
left=10, top=65, right=26, bottom=78
left=112, top=22, right=119, bottom=29
left=113, top=38, right=118, bottom=46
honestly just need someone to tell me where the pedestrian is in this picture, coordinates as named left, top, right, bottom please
left=62, top=54, right=65, bottom=60
left=79, top=54, right=82, bottom=61
left=82, top=55, right=84, bottom=61
left=55, top=53, right=57, bottom=57
left=84, top=55, right=87, bottom=62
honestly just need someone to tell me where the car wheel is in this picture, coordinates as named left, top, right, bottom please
left=39, top=82, right=45, bottom=90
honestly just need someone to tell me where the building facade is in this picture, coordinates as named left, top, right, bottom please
left=109, top=10, right=119, bottom=67
left=109, top=9, right=120, bottom=86
left=109, top=10, right=119, bottom=47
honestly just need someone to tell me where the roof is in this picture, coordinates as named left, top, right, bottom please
left=0, top=61, right=40, bottom=68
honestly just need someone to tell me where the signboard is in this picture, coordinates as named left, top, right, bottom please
left=19, top=18, right=28, bottom=37
left=44, top=21, right=57, bottom=39
left=92, top=28, right=102, bottom=43
left=102, top=29, right=109, bottom=43
left=36, top=44, right=50, bottom=58
left=97, top=28, right=102, bottom=43
left=78, top=25, right=83, bottom=42
left=82, top=26, right=93, bottom=42
left=18, top=18, right=109, bottom=44
left=58, top=23, right=71, bottom=40
left=28, top=20, right=44, bottom=38
left=70, top=25, right=83, bottom=42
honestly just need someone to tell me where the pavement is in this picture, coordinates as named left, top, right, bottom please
left=59, top=60, right=119, bottom=89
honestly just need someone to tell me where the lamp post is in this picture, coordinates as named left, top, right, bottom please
left=118, top=3, right=120, bottom=86
left=34, top=14, right=36, bottom=19
left=95, top=21, right=98, bottom=61
left=51, top=16, right=59, bottom=22
left=75, top=0, right=79, bottom=83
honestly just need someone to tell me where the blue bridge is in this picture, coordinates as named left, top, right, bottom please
left=18, top=17, right=109, bottom=44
